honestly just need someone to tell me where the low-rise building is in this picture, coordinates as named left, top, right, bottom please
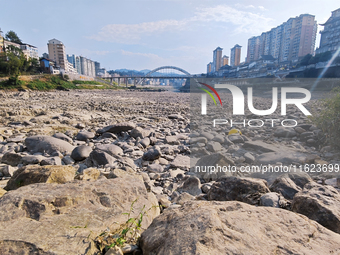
left=66, top=60, right=77, bottom=74
left=40, top=57, right=55, bottom=73
left=20, top=44, right=39, bottom=60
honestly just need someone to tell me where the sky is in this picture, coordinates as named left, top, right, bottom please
left=0, top=0, right=339, bottom=74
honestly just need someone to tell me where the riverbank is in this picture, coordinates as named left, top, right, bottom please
left=0, top=89, right=339, bottom=254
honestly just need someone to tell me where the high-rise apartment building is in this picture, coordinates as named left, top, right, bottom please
left=246, top=36, right=260, bottom=63
left=246, top=14, right=317, bottom=63
left=94, top=61, right=100, bottom=76
left=212, top=47, right=223, bottom=72
left=222, top=55, right=229, bottom=66
left=316, top=8, right=340, bottom=55
left=230, top=44, right=242, bottom=67
left=80, top=56, right=96, bottom=77
left=67, top=54, right=82, bottom=74
left=47, top=39, right=67, bottom=71
left=207, top=62, right=212, bottom=73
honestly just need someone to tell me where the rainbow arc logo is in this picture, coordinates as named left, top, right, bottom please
left=198, top=82, right=222, bottom=106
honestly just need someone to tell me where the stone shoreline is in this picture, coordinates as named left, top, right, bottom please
left=0, top=89, right=339, bottom=254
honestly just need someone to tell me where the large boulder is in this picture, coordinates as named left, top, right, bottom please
left=274, top=127, right=297, bottom=138
left=0, top=178, right=160, bottom=255
left=25, top=135, right=75, bottom=155
left=140, top=201, right=340, bottom=255
left=143, top=147, right=161, bottom=161
left=170, top=155, right=190, bottom=169
left=1, top=152, right=22, bottom=166
left=130, top=127, right=153, bottom=139
left=71, top=145, right=92, bottom=161
left=75, top=131, right=95, bottom=141
left=4, top=165, right=77, bottom=191
left=292, top=182, right=340, bottom=234
left=95, top=144, right=123, bottom=156
left=97, top=122, right=136, bottom=134
left=270, top=172, right=313, bottom=200
left=192, top=153, right=235, bottom=181
left=207, top=176, right=270, bottom=205
left=87, top=150, right=116, bottom=167
left=53, top=133, right=73, bottom=143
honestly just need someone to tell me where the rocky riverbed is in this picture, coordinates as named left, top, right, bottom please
left=0, top=89, right=339, bottom=254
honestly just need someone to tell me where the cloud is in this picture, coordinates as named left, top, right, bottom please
left=258, top=6, right=268, bottom=11
left=121, top=50, right=164, bottom=61
left=88, top=20, right=187, bottom=44
left=193, top=5, right=273, bottom=34
left=92, top=50, right=110, bottom=56
left=234, top=4, right=255, bottom=9
left=89, top=4, right=272, bottom=43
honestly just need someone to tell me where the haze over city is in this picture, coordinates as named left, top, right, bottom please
left=1, top=0, right=340, bottom=74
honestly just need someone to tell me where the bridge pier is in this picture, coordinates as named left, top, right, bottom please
left=125, top=78, right=128, bottom=87
left=134, top=78, right=136, bottom=86
left=118, top=78, right=120, bottom=86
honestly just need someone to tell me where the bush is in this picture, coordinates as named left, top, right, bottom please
left=7, top=75, right=23, bottom=86
left=63, top=74, right=69, bottom=81
left=311, top=87, right=340, bottom=149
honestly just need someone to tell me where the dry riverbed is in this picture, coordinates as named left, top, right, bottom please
left=0, top=89, right=339, bottom=254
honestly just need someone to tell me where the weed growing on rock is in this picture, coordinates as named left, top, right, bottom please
left=95, top=199, right=157, bottom=254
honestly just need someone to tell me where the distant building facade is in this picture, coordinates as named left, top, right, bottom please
left=212, top=47, right=223, bottom=72
left=80, top=56, right=95, bottom=77
left=20, top=44, right=39, bottom=60
left=94, top=61, right=100, bottom=76
left=48, top=39, right=67, bottom=71
left=207, top=62, right=212, bottom=73
left=316, top=8, right=340, bottom=55
left=246, top=14, right=317, bottom=63
left=230, top=44, right=242, bottom=67
left=246, top=36, right=260, bottom=63
left=222, top=55, right=229, bottom=66
left=67, top=54, right=81, bottom=74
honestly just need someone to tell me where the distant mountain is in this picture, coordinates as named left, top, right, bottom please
left=140, top=69, right=151, bottom=74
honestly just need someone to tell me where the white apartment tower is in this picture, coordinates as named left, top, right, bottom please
left=47, top=39, right=67, bottom=71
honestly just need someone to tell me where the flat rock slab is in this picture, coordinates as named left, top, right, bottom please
left=25, top=135, right=75, bottom=155
left=257, top=151, right=308, bottom=164
left=0, top=178, right=160, bottom=255
left=140, top=201, right=340, bottom=255
left=97, top=122, right=136, bottom=134
left=4, top=165, right=77, bottom=191
left=192, top=153, right=235, bottom=181
left=170, top=155, right=190, bottom=169
left=243, top=140, right=280, bottom=153
left=208, top=176, right=270, bottom=205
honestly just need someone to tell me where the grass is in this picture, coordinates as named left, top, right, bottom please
left=95, top=199, right=158, bottom=254
left=310, top=87, right=340, bottom=149
left=0, top=74, right=122, bottom=91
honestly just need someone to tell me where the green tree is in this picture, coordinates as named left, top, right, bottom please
left=300, top=54, right=312, bottom=66
left=1, top=45, right=25, bottom=75
left=27, top=58, right=39, bottom=73
left=5, top=30, right=22, bottom=44
left=320, top=51, right=333, bottom=62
